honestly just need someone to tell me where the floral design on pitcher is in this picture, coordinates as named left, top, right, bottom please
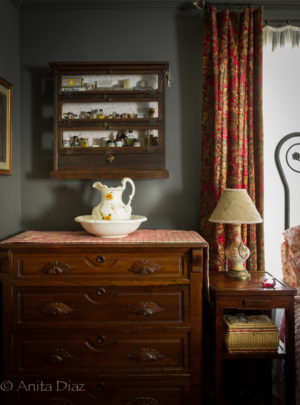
left=92, top=178, right=135, bottom=220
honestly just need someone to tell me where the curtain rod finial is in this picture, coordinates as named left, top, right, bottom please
left=193, top=0, right=206, bottom=11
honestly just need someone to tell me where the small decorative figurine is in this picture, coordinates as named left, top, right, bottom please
left=261, top=275, right=276, bottom=288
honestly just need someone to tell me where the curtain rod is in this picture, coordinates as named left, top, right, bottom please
left=193, top=1, right=300, bottom=24
left=265, top=19, right=300, bottom=24
left=193, top=0, right=300, bottom=11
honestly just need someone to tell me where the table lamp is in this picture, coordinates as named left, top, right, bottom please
left=209, top=188, right=263, bottom=280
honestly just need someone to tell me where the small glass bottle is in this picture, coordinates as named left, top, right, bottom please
left=107, top=140, right=115, bottom=147
left=80, top=137, right=89, bottom=147
left=133, top=138, right=140, bottom=147
left=127, top=130, right=134, bottom=146
left=151, top=134, right=159, bottom=146
left=98, top=109, right=104, bottom=119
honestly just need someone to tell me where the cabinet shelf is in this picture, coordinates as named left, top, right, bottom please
left=50, top=61, right=169, bottom=179
left=59, top=146, right=161, bottom=154
left=59, top=119, right=162, bottom=126
left=59, top=90, right=161, bottom=97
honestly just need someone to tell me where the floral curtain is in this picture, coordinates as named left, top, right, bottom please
left=200, top=5, right=264, bottom=271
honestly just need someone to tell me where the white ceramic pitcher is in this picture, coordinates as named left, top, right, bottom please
left=92, top=177, right=135, bottom=220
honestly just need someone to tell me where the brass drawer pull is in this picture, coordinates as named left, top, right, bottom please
left=96, top=288, right=106, bottom=296
left=96, top=255, right=106, bottom=263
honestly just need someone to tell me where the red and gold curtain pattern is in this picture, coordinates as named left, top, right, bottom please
left=200, top=5, right=264, bottom=271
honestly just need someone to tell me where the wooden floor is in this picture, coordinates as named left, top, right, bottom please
left=222, top=392, right=282, bottom=405
left=207, top=359, right=285, bottom=405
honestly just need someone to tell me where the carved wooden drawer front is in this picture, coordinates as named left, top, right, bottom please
left=12, top=251, right=187, bottom=280
left=14, top=286, right=188, bottom=328
left=14, top=333, right=189, bottom=374
left=14, top=379, right=186, bottom=405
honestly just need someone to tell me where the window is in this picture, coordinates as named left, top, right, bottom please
left=263, top=44, right=300, bottom=277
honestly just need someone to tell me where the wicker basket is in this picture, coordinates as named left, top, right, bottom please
left=223, top=314, right=279, bottom=353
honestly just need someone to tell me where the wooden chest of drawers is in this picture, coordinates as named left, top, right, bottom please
left=0, top=230, right=208, bottom=405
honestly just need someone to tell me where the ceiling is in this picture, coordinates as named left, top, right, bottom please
left=11, top=0, right=300, bottom=11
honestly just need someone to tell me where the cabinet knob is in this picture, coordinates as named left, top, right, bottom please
left=97, top=382, right=105, bottom=392
left=96, top=335, right=106, bottom=344
left=96, top=255, right=106, bottom=263
left=96, top=288, right=106, bottom=296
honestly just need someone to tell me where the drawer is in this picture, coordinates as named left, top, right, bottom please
left=12, top=250, right=189, bottom=280
left=13, top=332, right=189, bottom=375
left=14, top=286, right=189, bottom=328
left=13, top=379, right=188, bottom=405
left=217, top=295, right=276, bottom=310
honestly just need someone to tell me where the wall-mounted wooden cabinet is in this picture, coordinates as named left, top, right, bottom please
left=49, top=62, right=169, bottom=179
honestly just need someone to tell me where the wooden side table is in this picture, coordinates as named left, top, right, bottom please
left=208, top=271, right=297, bottom=405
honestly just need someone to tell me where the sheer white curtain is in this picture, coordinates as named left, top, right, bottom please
left=263, top=33, right=300, bottom=278
left=264, top=23, right=300, bottom=50
left=264, top=32, right=300, bottom=405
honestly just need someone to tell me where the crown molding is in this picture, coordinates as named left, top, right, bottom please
left=18, top=0, right=189, bottom=11
left=12, top=0, right=300, bottom=11
left=10, top=0, right=23, bottom=9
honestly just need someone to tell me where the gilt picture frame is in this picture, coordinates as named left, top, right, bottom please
left=0, top=77, right=12, bottom=175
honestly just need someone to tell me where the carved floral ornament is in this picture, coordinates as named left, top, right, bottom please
left=45, top=347, right=74, bottom=364
left=39, top=261, right=73, bottom=275
left=127, top=301, right=164, bottom=317
left=45, top=398, right=77, bottom=405
left=128, top=347, right=166, bottom=362
left=125, top=397, right=160, bottom=405
left=129, top=260, right=163, bottom=275
left=42, top=302, right=74, bottom=316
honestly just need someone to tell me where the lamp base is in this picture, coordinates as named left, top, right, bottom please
left=226, top=269, right=251, bottom=280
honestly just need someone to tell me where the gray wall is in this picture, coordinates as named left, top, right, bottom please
left=19, top=6, right=203, bottom=232
left=2, top=2, right=299, bottom=239
left=0, top=0, right=20, bottom=239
